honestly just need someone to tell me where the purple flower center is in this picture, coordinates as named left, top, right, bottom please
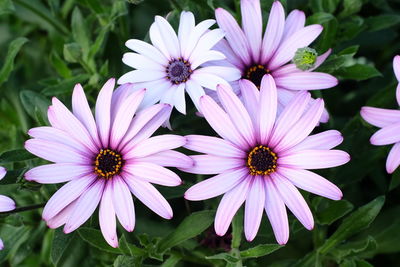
left=247, top=145, right=277, bottom=176
left=243, top=64, right=270, bottom=88
left=94, top=148, right=123, bottom=179
left=166, top=58, right=192, bottom=84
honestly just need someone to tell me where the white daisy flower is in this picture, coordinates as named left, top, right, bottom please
left=118, top=11, right=241, bottom=115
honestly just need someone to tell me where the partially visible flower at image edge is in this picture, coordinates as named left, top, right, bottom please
left=361, top=55, right=400, bottom=174
left=0, top=167, right=16, bottom=250
left=210, top=0, right=337, bottom=122
left=118, top=10, right=241, bottom=115
left=181, top=75, right=350, bottom=244
left=24, top=78, right=192, bottom=247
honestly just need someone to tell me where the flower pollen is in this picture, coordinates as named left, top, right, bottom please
left=244, top=65, right=270, bottom=88
left=94, top=149, right=123, bottom=179
left=166, top=58, right=193, bottom=84
left=247, top=145, right=277, bottom=176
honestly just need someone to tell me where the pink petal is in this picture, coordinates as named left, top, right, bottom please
left=239, top=79, right=260, bottom=126
left=0, top=167, right=6, bottom=180
left=274, top=72, right=338, bottom=91
left=184, top=168, right=248, bottom=201
left=260, top=1, right=285, bottom=63
left=259, top=75, right=277, bottom=144
left=42, top=175, right=97, bottom=220
left=244, top=176, right=265, bottom=241
left=285, top=130, right=343, bottom=154
left=111, top=83, right=135, bottom=119
left=99, top=181, right=118, bottom=248
left=72, top=84, right=101, bottom=147
left=214, top=178, right=251, bottom=236
left=310, top=49, right=332, bottom=71
left=124, top=162, right=182, bottom=186
left=217, top=84, right=256, bottom=146
left=25, top=139, right=90, bottom=164
left=264, top=177, right=289, bottom=245
left=269, top=91, right=310, bottom=147
left=125, top=39, right=168, bottom=65
left=272, top=173, right=314, bottom=230
left=0, top=195, right=15, bottom=212
left=124, top=135, right=186, bottom=159
left=370, top=122, right=400, bottom=145
left=180, top=155, right=243, bottom=175
left=64, top=179, right=105, bottom=233
left=241, top=0, right=262, bottom=62
left=25, top=163, right=92, bottom=184
left=136, top=150, right=193, bottom=169
left=360, top=106, right=400, bottom=128
left=396, top=84, right=400, bottom=106
left=278, top=149, right=350, bottom=169
left=274, top=99, right=324, bottom=152
left=278, top=167, right=342, bottom=200
left=51, top=97, right=98, bottom=153
left=199, top=95, right=248, bottom=148
left=28, top=126, right=91, bottom=157
left=184, top=135, right=245, bottom=158
left=394, top=55, right=400, bottom=82
left=110, top=89, right=146, bottom=149
left=197, top=66, right=241, bottom=82
left=281, top=10, right=306, bottom=42
left=95, top=78, right=115, bottom=148
left=111, top=176, right=135, bottom=232
left=268, top=25, right=323, bottom=70
left=125, top=177, right=173, bottom=219
left=212, top=38, right=244, bottom=69
left=215, top=8, right=250, bottom=65
left=386, top=142, right=400, bottom=174
left=46, top=200, right=77, bottom=229
left=119, top=104, right=171, bottom=149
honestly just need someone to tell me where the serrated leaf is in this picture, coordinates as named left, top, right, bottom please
left=319, top=196, right=385, bottom=254
left=335, top=64, right=382, bottom=81
left=206, top=252, right=239, bottom=263
left=0, top=37, right=28, bottom=87
left=240, top=244, right=282, bottom=259
left=157, top=210, right=215, bottom=252
left=316, top=200, right=354, bottom=225
left=0, top=149, right=36, bottom=164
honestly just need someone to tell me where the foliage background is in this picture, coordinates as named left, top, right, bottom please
left=0, top=0, right=400, bottom=266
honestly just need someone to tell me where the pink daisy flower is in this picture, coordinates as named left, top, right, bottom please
left=0, top=167, right=16, bottom=250
left=182, top=75, right=349, bottom=244
left=118, top=11, right=241, bottom=115
left=210, top=0, right=338, bottom=122
left=360, top=55, right=400, bottom=174
left=24, top=79, right=192, bottom=247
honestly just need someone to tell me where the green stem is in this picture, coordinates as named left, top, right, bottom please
left=1, top=203, right=45, bottom=215
left=8, top=89, right=28, bottom=133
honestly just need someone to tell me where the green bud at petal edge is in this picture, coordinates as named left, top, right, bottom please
left=293, top=47, right=318, bottom=71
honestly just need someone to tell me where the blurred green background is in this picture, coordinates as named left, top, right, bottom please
left=1, top=0, right=400, bottom=266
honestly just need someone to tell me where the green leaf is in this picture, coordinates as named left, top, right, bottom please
left=63, top=43, right=82, bottom=63
left=0, top=168, right=27, bottom=184
left=0, top=37, right=28, bottom=87
left=157, top=210, right=215, bottom=252
left=231, top=208, right=243, bottom=249
left=78, top=227, right=122, bottom=254
left=389, top=168, right=400, bottom=191
left=338, top=0, right=362, bottom=19
left=50, top=52, right=72, bottom=78
left=41, top=74, right=90, bottom=96
left=71, top=7, right=90, bottom=53
left=50, top=229, right=76, bottom=266
left=0, top=224, right=31, bottom=263
left=366, top=14, right=400, bottom=32
left=319, top=196, right=385, bottom=254
left=316, top=200, right=354, bottom=225
left=354, top=259, right=374, bottom=267
left=335, top=64, right=382, bottom=81
left=206, top=252, right=239, bottom=263
left=0, top=149, right=36, bottom=164
left=331, top=236, right=377, bottom=259
left=0, top=0, right=15, bottom=15
left=161, top=254, right=181, bottom=267
left=113, top=255, right=141, bottom=267
left=20, top=90, right=50, bottom=123
left=309, top=0, right=340, bottom=13
left=306, top=12, right=335, bottom=25
left=240, top=244, right=282, bottom=259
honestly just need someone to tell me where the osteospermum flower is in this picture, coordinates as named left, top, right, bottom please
left=24, top=79, right=192, bottom=247
left=182, top=75, right=350, bottom=244
left=0, top=167, right=16, bottom=250
left=211, top=0, right=338, bottom=122
left=361, top=55, right=400, bottom=173
left=118, top=11, right=241, bottom=114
